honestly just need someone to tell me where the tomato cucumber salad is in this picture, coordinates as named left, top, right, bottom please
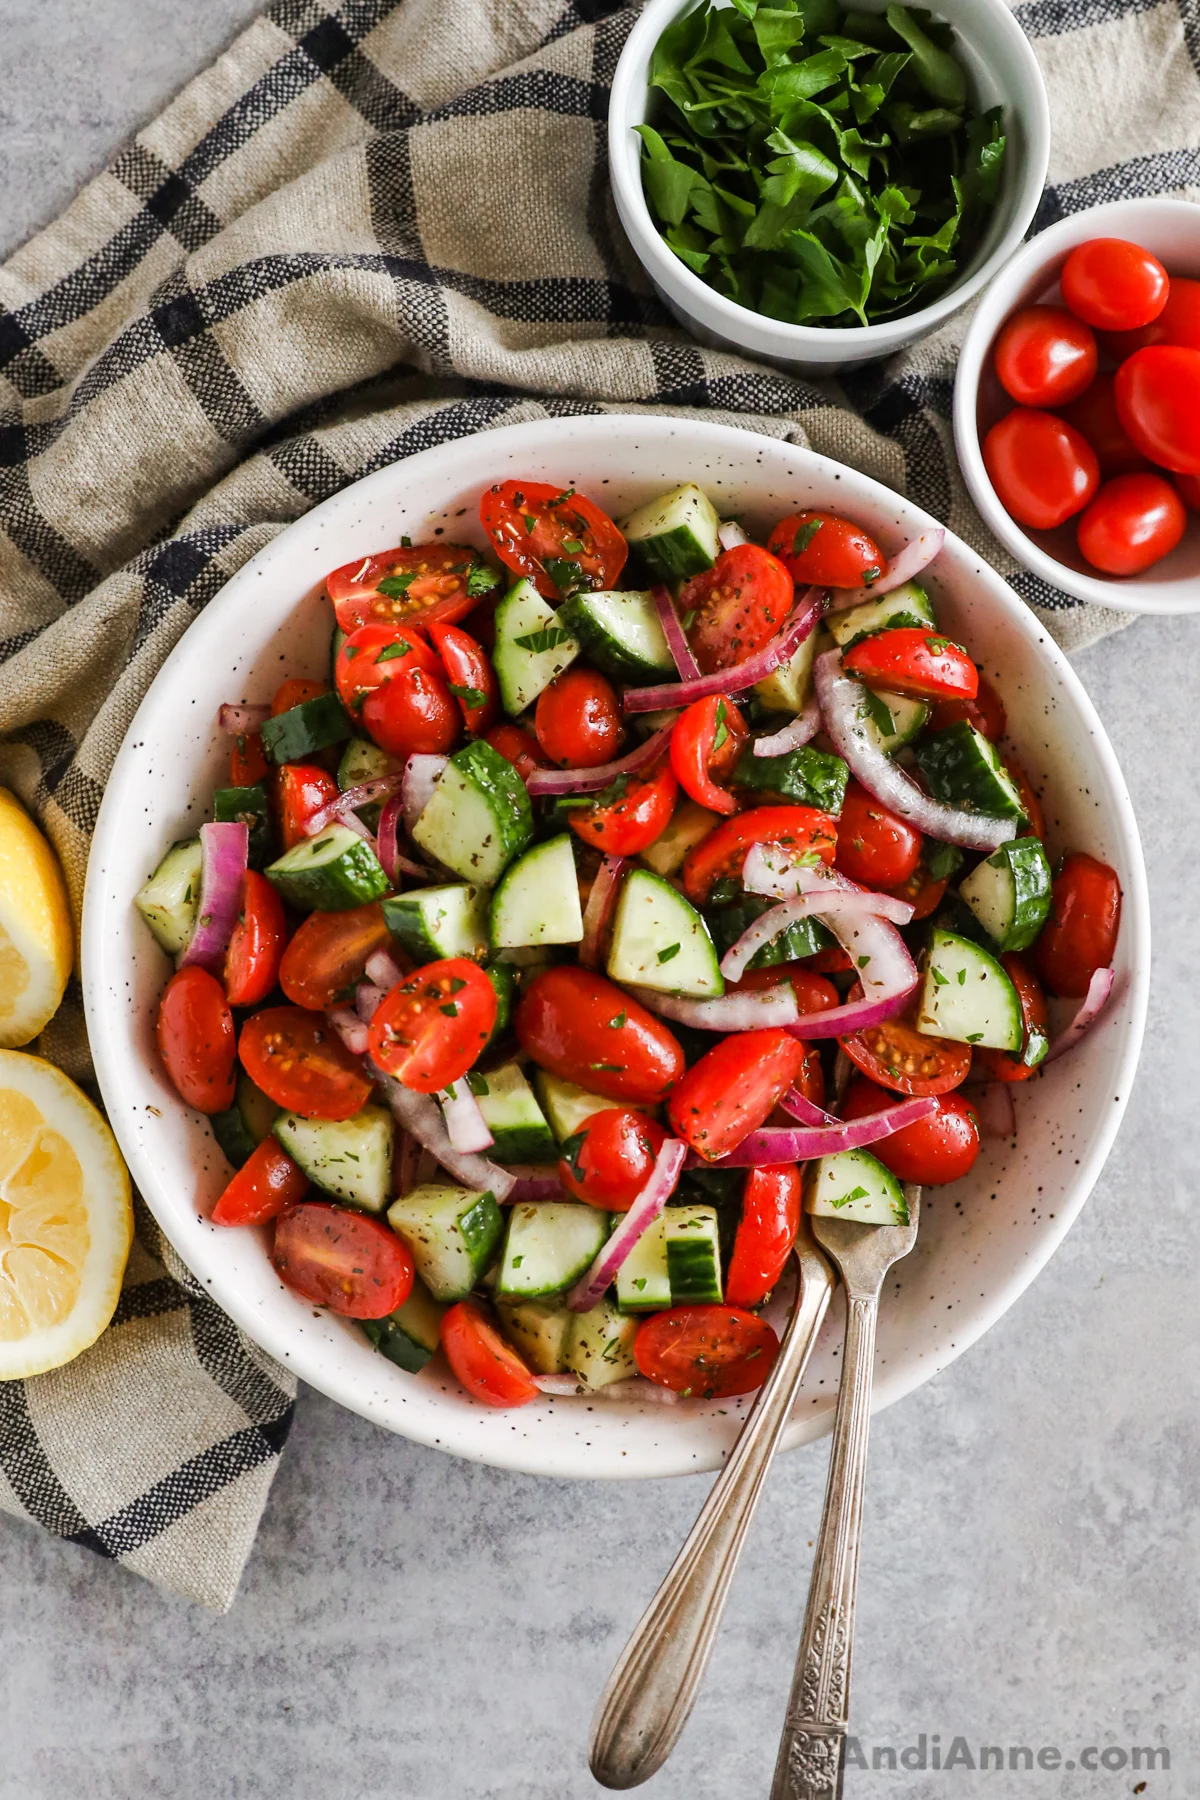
left=137, top=475, right=1121, bottom=1410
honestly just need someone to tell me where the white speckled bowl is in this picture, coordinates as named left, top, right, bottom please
left=82, top=416, right=1148, bottom=1479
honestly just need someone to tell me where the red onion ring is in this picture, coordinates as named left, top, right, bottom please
left=375, top=793, right=429, bottom=887
left=652, top=584, right=701, bottom=681
left=752, top=694, right=821, bottom=758
left=438, top=1081, right=494, bottom=1154
left=533, top=1374, right=581, bottom=1396
left=779, top=1087, right=840, bottom=1128
left=328, top=1006, right=369, bottom=1058
left=401, top=753, right=448, bottom=834
left=393, top=1128, right=422, bottom=1197
left=567, top=1139, right=686, bottom=1312
left=177, top=821, right=248, bottom=971
left=628, top=984, right=799, bottom=1032
left=1044, top=966, right=1115, bottom=1063
left=217, top=702, right=270, bottom=734
left=828, top=528, right=945, bottom=611
left=587, top=1377, right=680, bottom=1405
left=356, top=981, right=388, bottom=1024
left=580, top=855, right=629, bottom=969
left=371, top=1065, right=515, bottom=1201
left=305, top=774, right=404, bottom=838
left=719, top=888, right=914, bottom=986
left=623, top=588, right=824, bottom=714
left=364, top=949, right=406, bottom=992
left=525, top=726, right=674, bottom=797
left=504, top=1168, right=567, bottom=1202
left=700, top=1094, right=938, bottom=1166
left=969, top=1082, right=1017, bottom=1139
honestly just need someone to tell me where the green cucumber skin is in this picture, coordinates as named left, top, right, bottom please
left=962, top=836, right=1052, bottom=953
left=555, top=592, right=674, bottom=685
left=259, top=692, right=352, bottom=764
left=483, top=962, right=517, bottom=1048
left=412, top=738, right=534, bottom=886
left=213, top=784, right=274, bottom=871
left=382, top=884, right=488, bottom=963
left=361, top=1317, right=435, bottom=1374
left=705, top=896, right=832, bottom=969
left=265, top=828, right=390, bottom=911
left=915, top=721, right=1025, bottom=821
left=211, top=1072, right=278, bottom=1170
left=827, top=582, right=936, bottom=651
left=734, top=744, right=848, bottom=813
left=628, top=526, right=713, bottom=585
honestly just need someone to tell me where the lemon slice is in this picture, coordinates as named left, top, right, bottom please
left=0, top=1050, right=133, bottom=1378
left=0, top=788, right=74, bottom=1049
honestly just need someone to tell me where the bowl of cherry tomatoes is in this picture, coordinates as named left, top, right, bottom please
left=953, top=196, right=1200, bottom=613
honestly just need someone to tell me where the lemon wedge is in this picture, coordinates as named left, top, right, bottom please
left=0, top=788, right=74, bottom=1049
left=0, top=1050, right=132, bottom=1378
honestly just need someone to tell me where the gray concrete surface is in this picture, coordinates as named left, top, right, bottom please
left=0, top=3, right=1196, bottom=1796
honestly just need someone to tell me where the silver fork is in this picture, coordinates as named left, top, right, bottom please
left=770, top=1188, right=921, bottom=1800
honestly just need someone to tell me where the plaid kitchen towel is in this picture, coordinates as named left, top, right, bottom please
left=0, top=0, right=1195, bottom=1608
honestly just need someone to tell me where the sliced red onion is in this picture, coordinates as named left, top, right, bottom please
left=652, top=584, right=701, bottom=682
left=815, top=648, right=1017, bottom=853
left=703, top=1094, right=937, bottom=1166
left=587, top=1377, right=680, bottom=1406
left=780, top=1087, right=840, bottom=1128
left=365, top=948, right=406, bottom=992
left=719, top=888, right=914, bottom=986
left=356, top=980, right=388, bottom=1024
left=401, top=753, right=448, bottom=833
left=1044, top=966, right=1115, bottom=1063
left=373, top=1066, right=515, bottom=1201
left=580, top=855, right=629, bottom=970
left=628, top=984, right=799, bottom=1032
left=305, top=773, right=403, bottom=838
left=393, top=1128, right=422, bottom=1197
left=567, top=1139, right=686, bottom=1312
left=525, top=727, right=673, bottom=797
left=743, top=845, right=865, bottom=902
left=623, top=588, right=824, bottom=714
left=328, top=1006, right=369, bottom=1058
left=828, top=528, right=945, bottom=611
left=504, top=1168, right=567, bottom=1202
left=753, top=695, right=821, bottom=758
left=376, top=793, right=428, bottom=887
left=217, top=702, right=270, bottom=734
left=438, top=1081, right=494, bottom=1153
left=717, top=520, right=750, bottom=551
left=178, top=821, right=248, bottom=971
left=969, top=1082, right=1016, bottom=1140
left=533, top=1374, right=581, bottom=1396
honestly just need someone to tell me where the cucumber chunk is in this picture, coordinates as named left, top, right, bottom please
left=383, top=883, right=488, bottom=963
left=959, top=836, right=1052, bottom=953
left=411, top=738, right=534, bottom=887
left=483, top=961, right=517, bottom=1048
left=754, top=624, right=819, bottom=715
left=362, top=1278, right=446, bottom=1373
left=211, top=1071, right=278, bottom=1170
left=259, top=691, right=352, bottom=764
left=497, top=1296, right=574, bottom=1374
left=557, top=589, right=675, bottom=684
left=214, top=785, right=274, bottom=871
left=639, top=798, right=721, bottom=879
left=274, top=1105, right=395, bottom=1212
left=265, top=824, right=389, bottom=911
left=615, top=1212, right=672, bottom=1313
left=607, top=868, right=723, bottom=998
left=916, top=928, right=1023, bottom=1051
left=734, top=744, right=848, bottom=813
left=565, top=1298, right=638, bottom=1389
left=915, top=721, right=1025, bottom=821
left=469, top=1062, right=557, bottom=1164
left=387, top=1183, right=503, bottom=1302
left=665, top=1204, right=723, bottom=1304
left=705, top=895, right=832, bottom=969
left=806, top=1148, right=909, bottom=1225
left=490, top=834, right=583, bottom=951
left=134, top=838, right=203, bottom=955
left=619, top=482, right=721, bottom=583
left=496, top=1201, right=609, bottom=1299
left=492, top=578, right=580, bottom=716
left=826, top=581, right=936, bottom=650
left=857, top=687, right=930, bottom=754
left=532, top=1069, right=655, bottom=1143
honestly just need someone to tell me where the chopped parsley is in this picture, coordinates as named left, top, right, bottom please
left=448, top=683, right=488, bottom=710
left=374, top=638, right=411, bottom=662
left=465, top=563, right=500, bottom=597
left=513, top=626, right=573, bottom=655
left=792, top=518, right=823, bottom=557
left=657, top=942, right=681, bottom=964
left=377, top=572, right=415, bottom=598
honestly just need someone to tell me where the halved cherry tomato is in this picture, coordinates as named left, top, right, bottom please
left=682, top=544, right=795, bottom=675
left=558, top=1108, right=668, bottom=1212
left=515, top=966, right=684, bottom=1104
left=983, top=409, right=1099, bottom=530
left=1101, top=275, right=1200, bottom=360
left=1114, top=345, right=1200, bottom=476
left=682, top=805, right=837, bottom=905
left=804, top=944, right=853, bottom=974
left=767, top=511, right=884, bottom=589
left=336, top=624, right=437, bottom=710
left=929, top=672, right=1006, bottom=741
left=992, top=304, right=1097, bottom=408
left=224, top=870, right=287, bottom=1009
left=834, top=780, right=922, bottom=890
left=212, top=1138, right=309, bottom=1227
left=1004, top=758, right=1046, bottom=844
left=667, top=1029, right=805, bottom=1161
left=670, top=695, right=748, bottom=815
left=484, top=722, right=547, bottom=784
left=441, top=1300, right=540, bottom=1407
left=726, top=968, right=831, bottom=1110
left=240, top=1005, right=372, bottom=1119
left=335, top=621, right=459, bottom=759
left=1033, top=852, right=1121, bottom=998
left=1060, top=373, right=1151, bottom=480
left=886, top=859, right=949, bottom=923
left=367, top=957, right=496, bottom=1092
left=480, top=480, right=626, bottom=600
left=535, top=666, right=623, bottom=769
left=1060, top=238, right=1168, bottom=333
left=273, top=1202, right=413, bottom=1318
left=1076, top=473, right=1187, bottom=576
left=568, top=755, right=677, bottom=856
left=230, top=730, right=269, bottom=787
left=428, top=621, right=499, bottom=737
left=272, top=677, right=328, bottom=716
left=157, top=966, right=236, bottom=1114
left=327, top=543, right=496, bottom=634
left=843, top=627, right=978, bottom=704
left=841, top=1000, right=972, bottom=1097
left=725, top=1165, right=802, bottom=1308
left=277, top=763, right=339, bottom=850
left=279, top=901, right=397, bottom=1013
left=974, top=955, right=1049, bottom=1082
left=840, top=1077, right=980, bottom=1184
left=635, top=1304, right=780, bottom=1398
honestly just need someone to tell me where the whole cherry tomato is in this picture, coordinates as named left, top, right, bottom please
left=982, top=409, right=1099, bottom=530
left=1033, top=852, right=1121, bottom=998
left=230, top=730, right=269, bottom=787
left=1060, top=373, right=1151, bottom=480
left=567, top=755, right=677, bottom=856
left=428, top=620, right=499, bottom=736
left=1101, top=275, right=1200, bottom=360
left=839, top=1078, right=980, bottom=1185
left=670, top=695, right=748, bottom=815
left=1114, top=346, right=1200, bottom=475
left=667, top=1029, right=805, bottom=1161
left=635, top=1305, right=780, bottom=1398
left=929, top=673, right=1007, bottom=742
left=1060, top=238, right=1168, bottom=332
left=276, top=763, right=339, bottom=850
left=1004, top=758, right=1046, bottom=843
left=327, top=543, right=497, bottom=634
left=682, top=544, right=795, bottom=675
left=767, top=511, right=885, bottom=588
left=224, top=870, right=287, bottom=1009
left=212, top=1138, right=309, bottom=1227
left=279, top=901, right=397, bottom=1013
left=682, top=805, right=837, bottom=905
left=336, top=621, right=459, bottom=759
left=515, top=966, right=684, bottom=1104
left=834, top=780, right=921, bottom=890
left=239, top=1005, right=372, bottom=1120
left=484, top=722, right=547, bottom=784
left=273, top=1202, right=414, bottom=1318
left=480, top=480, right=626, bottom=600
left=842, top=627, right=978, bottom=703
left=973, top=954, right=1049, bottom=1082
left=1076, top=473, right=1187, bottom=576
left=367, top=957, right=497, bottom=1092
left=558, top=1108, right=668, bottom=1211
left=725, top=1165, right=803, bottom=1308
left=535, top=666, right=623, bottom=769
left=157, top=966, right=236, bottom=1114
left=992, top=304, right=1097, bottom=407
left=441, top=1300, right=540, bottom=1407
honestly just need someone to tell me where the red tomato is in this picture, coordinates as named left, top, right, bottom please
left=805, top=945, right=853, bottom=974
left=1114, top=346, right=1200, bottom=475
left=427, top=621, right=499, bottom=736
left=212, top=1138, right=309, bottom=1227
left=515, top=966, right=684, bottom=1104
left=682, top=805, right=837, bottom=905
left=239, top=1005, right=372, bottom=1120
left=767, top=511, right=885, bottom=589
left=1060, top=238, right=1168, bottom=332
left=273, top=1202, right=414, bottom=1318
left=843, top=627, right=978, bottom=703
left=886, top=862, right=949, bottom=923
left=479, top=480, right=626, bottom=600
left=1004, top=758, right=1046, bottom=844
left=568, top=755, right=677, bottom=856
left=929, top=672, right=1007, bottom=742
left=839, top=1077, right=980, bottom=1185
left=272, top=677, right=327, bottom=716
left=1060, top=372, right=1151, bottom=480
left=278, top=901, right=397, bottom=1012
left=732, top=963, right=840, bottom=1016
left=277, top=763, right=339, bottom=851
left=992, top=304, right=1097, bottom=407
left=1033, top=852, right=1121, bottom=998
left=484, top=722, right=547, bottom=784
left=834, top=780, right=921, bottom=890
left=635, top=1304, right=780, bottom=1398
left=157, top=966, right=236, bottom=1114
left=973, top=955, right=1049, bottom=1082
left=558, top=1108, right=668, bottom=1211
left=982, top=409, right=1100, bottom=530
left=1101, top=275, right=1200, bottom=359
left=224, top=870, right=287, bottom=1009
left=667, top=1029, right=805, bottom=1161
left=725, top=1165, right=802, bottom=1308
left=842, top=1003, right=972, bottom=1097
left=367, top=957, right=496, bottom=1093
left=230, top=730, right=268, bottom=787
left=1076, top=473, right=1187, bottom=576
left=327, top=543, right=494, bottom=634
left=335, top=622, right=459, bottom=759
left=1176, top=472, right=1200, bottom=510
left=670, top=695, right=748, bottom=815
left=441, top=1300, right=540, bottom=1407
left=535, top=667, right=623, bottom=769
left=682, top=544, right=796, bottom=675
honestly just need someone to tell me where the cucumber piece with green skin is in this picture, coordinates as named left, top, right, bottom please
left=361, top=1278, right=445, bottom=1373
left=496, top=1296, right=574, bottom=1374
left=465, top=1062, right=557, bottom=1163
left=618, top=482, right=721, bottom=583
left=606, top=868, right=723, bottom=998
left=259, top=691, right=352, bottom=764
left=556, top=589, right=675, bottom=684
left=857, top=686, right=930, bottom=754
left=826, top=581, right=936, bottom=650
left=665, top=1204, right=723, bottom=1304
left=483, top=961, right=516, bottom=1047
left=639, top=798, right=721, bottom=879
left=383, top=883, right=488, bottom=963
left=211, top=1071, right=279, bottom=1169
left=492, top=578, right=581, bottom=716
left=496, top=1201, right=609, bottom=1300
left=806, top=1148, right=909, bottom=1226
left=754, top=622, right=819, bottom=715
left=134, top=838, right=203, bottom=955
left=734, top=744, right=848, bottom=813
left=959, top=836, right=1052, bottom=953
left=565, top=1298, right=638, bottom=1389
left=532, top=1069, right=656, bottom=1143
left=490, top=834, right=583, bottom=951
left=274, top=1104, right=395, bottom=1212
left=915, top=721, right=1026, bottom=822
left=386, top=1183, right=504, bottom=1303
left=411, top=738, right=534, bottom=886
left=615, top=1212, right=672, bottom=1313
left=705, top=895, right=833, bottom=969
left=214, top=785, right=274, bottom=871
left=916, top=928, right=1023, bottom=1051
left=265, top=824, right=389, bottom=910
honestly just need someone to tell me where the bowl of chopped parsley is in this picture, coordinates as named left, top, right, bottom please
left=609, top=0, right=1049, bottom=371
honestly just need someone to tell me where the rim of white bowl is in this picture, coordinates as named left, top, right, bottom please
left=609, top=0, right=1051, bottom=360
left=954, top=195, right=1200, bottom=616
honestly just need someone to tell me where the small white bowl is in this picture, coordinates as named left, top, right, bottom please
left=954, top=196, right=1200, bottom=615
left=609, top=0, right=1050, bottom=373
